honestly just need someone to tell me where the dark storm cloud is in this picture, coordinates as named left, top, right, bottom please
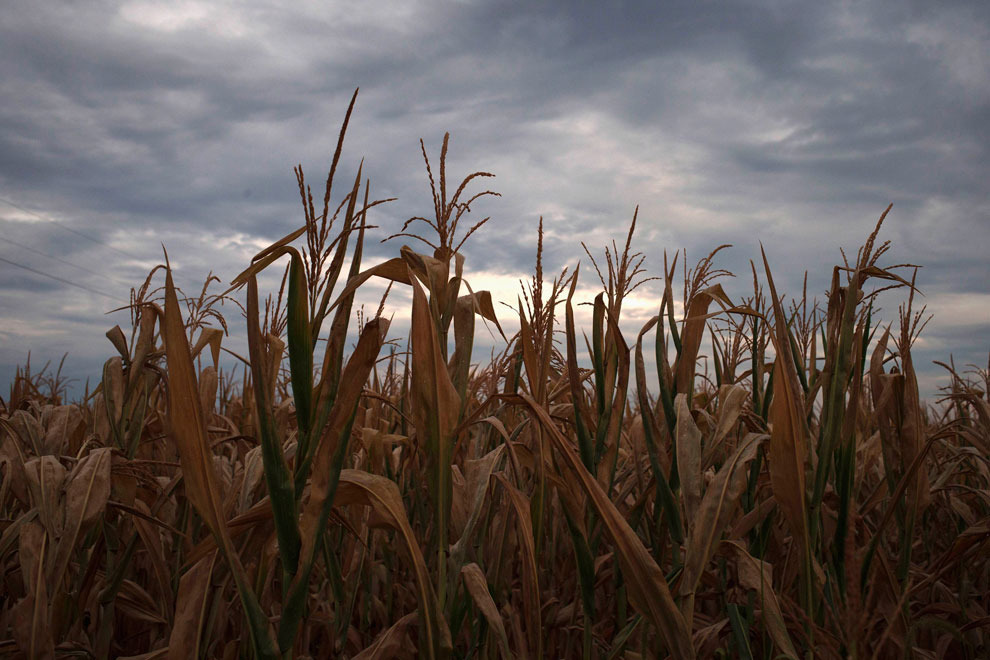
left=1, top=0, right=987, bottom=398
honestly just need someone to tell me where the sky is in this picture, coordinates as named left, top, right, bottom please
left=1, top=0, right=988, bottom=403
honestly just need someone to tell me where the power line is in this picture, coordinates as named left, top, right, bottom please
left=0, top=254, right=124, bottom=302
left=0, top=236, right=134, bottom=288
left=0, top=195, right=142, bottom=261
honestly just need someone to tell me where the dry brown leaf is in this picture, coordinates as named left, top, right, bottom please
left=117, top=578, right=168, bottom=624
left=761, top=250, right=811, bottom=558
left=710, top=384, right=748, bottom=453
left=451, top=445, right=504, bottom=555
left=461, top=563, right=513, bottom=659
left=895, top=325, right=931, bottom=514
left=728, top=496, right=777, bottom=540
left=198, top=365, right=219, bottom=415
left=167, top=551, right=217, bottom=660
left=723, top=540, right=799, bottom=659
left=162, top=264, right=278, bottom=656
left=408, top=271, right=460, bottom=444
left=238, top=445, right=265, bottom=513
left=190, top=327, right=223, bottom=370
left=23, top=455, right=66, bottom=541
left=676, top=393, right=703, bottom=523
left=0, top=427, right=30, bottom=506
left=228, top=223, right=308, bottom=287
left=41, top=405, right=84, bottom=457
left=450, top=464, right=469, bottom=538
left=494, top=473, right=541, bottom=659
left=352, top=612, right=419, bottom=660
left=680, top=433, right=763, bottom=629
left=515, top=392, right=694, bottom=659
left=162, top=272, right=227, bottom=538
left=457, top=289, right=504, bottom=339
left=675, top=284, right=728, bottom=393
left=322, top=257, right=413, bottom=317
left=103, top=356, right=125, bottom=432
left=336, top=469, right=452, bottom=659
left=130, top=498, right=174, bottom=616
left=13, top=520, right=53, bottom=660
left=51, top=446, right=111, bottom=604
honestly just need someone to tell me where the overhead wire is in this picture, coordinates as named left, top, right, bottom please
left=0, top=235, right=134, bottom=288
left=0, top=254, right=124, bottom=302
left=0, top=195, right=142, bottom=261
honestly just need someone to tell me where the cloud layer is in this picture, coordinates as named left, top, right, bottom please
left=2, top=0, right=988, bottom=399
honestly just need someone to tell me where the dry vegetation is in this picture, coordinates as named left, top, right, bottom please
left=2, top=90, right=988, bottom=659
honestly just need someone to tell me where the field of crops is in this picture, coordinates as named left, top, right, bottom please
left=2, top=92, right=988, bottom=659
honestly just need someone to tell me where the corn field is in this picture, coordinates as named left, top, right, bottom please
left=1, top=90, right=988, bottom=659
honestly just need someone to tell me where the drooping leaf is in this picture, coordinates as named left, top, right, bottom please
left=680, top=433, right=764, bottom=628
left=461, top=563, right=513, bottom=659
left=352, top=612, right=419, bottom=660
left=515, top=392, right=694, bottom=658
left=162, top=262, right=279, bottom=659
left=336, top=469, right=452, bottom=660
left=675, top=284, right=731, bottom=394
left=723, top=541, right=799, bottom=660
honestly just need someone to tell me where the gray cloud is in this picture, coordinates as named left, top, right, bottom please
left=1, top=0, right=987, bottom=401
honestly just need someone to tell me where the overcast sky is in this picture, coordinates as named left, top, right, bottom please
left=1, top=0, right=988, bottom=402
